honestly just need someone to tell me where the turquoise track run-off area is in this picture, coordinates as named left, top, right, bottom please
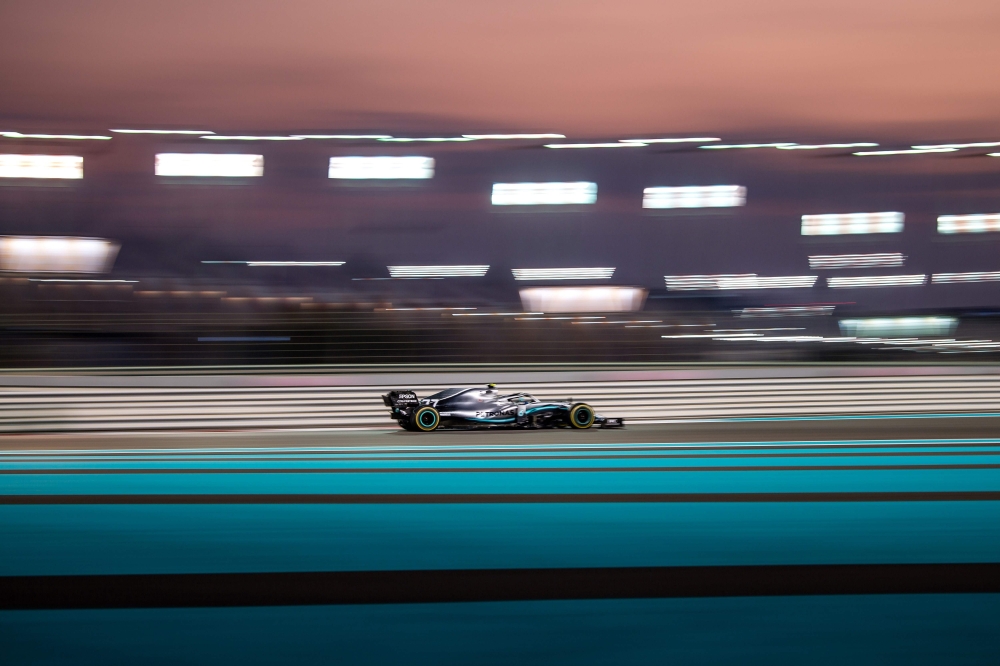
left=2, top=421, right=1000, bottom=665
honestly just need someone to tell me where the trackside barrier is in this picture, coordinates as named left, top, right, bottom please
left=1, top=366, right=1000, bottom=432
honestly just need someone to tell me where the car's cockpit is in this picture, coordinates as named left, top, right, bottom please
left=502, top=393, right=539, bottom=405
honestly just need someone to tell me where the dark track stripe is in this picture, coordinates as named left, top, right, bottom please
left=4, top=463, right=1000, bottom=474
left=4, top=491, right=1000, bottom=505
left=3, top=563, right=999, bottom=609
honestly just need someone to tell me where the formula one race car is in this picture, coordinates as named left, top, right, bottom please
left=381, top=384, right=624, bottom=432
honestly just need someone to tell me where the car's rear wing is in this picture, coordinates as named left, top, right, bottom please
left=382, top=390, right=419, bottom=409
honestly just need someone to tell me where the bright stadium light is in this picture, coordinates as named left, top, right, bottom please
left=111, top=129, right=215, bottom=135
left=808, top=253, right=905, bottom=269
left=839, top=317, right=956, bottom=337
left=827, top=275, right=926, bottom=288
left=463, top=134, right=565, bottom=140
left=511, top=267, right=615, bottom=280
left=0, top=155, right=83, bottom=179
left=801, top=212, right=904, bottom=235
left=937, top=214, right=1000, bottom=234
left=620, top=137, right=720, bottom=144
left=491, top=182, right=597, bottom=206
left=664, top=274, right=816, bottom=290
left=642, top=185, right=746, bottom=209
left=328, top=156, right=434, bottom=179
left=155, top=153, right=264, bottom=177
left=519, top=286, right=647, bottom=313
left=387, top=265, right=489, bottom=277
left=545, top=142, right=646, bottom=149
left=0, top=236, right=120, bottom=273
left=777, top=143, right=878, bottom=150
left=0, top=131, right=110, bottom=141
left=932, top=272, right=1000, bottom=284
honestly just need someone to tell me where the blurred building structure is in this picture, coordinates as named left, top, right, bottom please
left=2, top=131, right=1000, bottom=366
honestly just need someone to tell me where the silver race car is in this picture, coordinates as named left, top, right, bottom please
left=382, top=384, right=624, bottom=432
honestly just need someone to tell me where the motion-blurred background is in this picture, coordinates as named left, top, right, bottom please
left=2, top=1, right=1000, bottom=368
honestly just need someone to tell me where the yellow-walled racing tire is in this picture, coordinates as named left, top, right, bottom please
left=568, top=403, right=596, bottom=429
left=412, top=406, right=441, bottom=432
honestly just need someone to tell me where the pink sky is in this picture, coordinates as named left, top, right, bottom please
left=2, top=0, right=1000, bottom=137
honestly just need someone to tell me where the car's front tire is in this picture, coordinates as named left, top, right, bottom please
left=568, top=403, right=596, bottom=429
left=412, top=406, right=440, bottom=432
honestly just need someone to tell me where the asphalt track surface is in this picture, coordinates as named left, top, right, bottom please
left=3, top=418, right=1000, bottom=665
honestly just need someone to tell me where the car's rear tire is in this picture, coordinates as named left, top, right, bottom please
left=412, top=406, right=440, bottom=432
left=569, top=403, right=596, bottom=429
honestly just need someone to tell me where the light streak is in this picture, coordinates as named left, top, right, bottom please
left=202, top=135, right=301, bottom=141
left=620, top=137, right=720, bottom=144
left=491, top=182, right=597, bottom=206
left=827, top=275, right=926, bottom=288
left=700, top=143, right=796, bottom=149
left=0, top=131, right=110, bottom=141
left=778, top=143, right=878, bottom=150
left=912, top=142, right=1000, bottom=150
left=0, top=155, right=82, bottom=179
left=662, top=333, right=763, bottom=339
left=665, top=274, right=816, bottom=290
left=937, top=214, right=1000, bottom=234
left=511, top=268, right=615, bottom=281
left=932, top=271, right=1000, bottom=284
left=378, top=137, right=475, bottom=142
left=748, top=335, right=826, bottom=342
left=808, top=253, right=904, bottom=269
left=839, top=317, right=956, bottom=337
left=516, top=316, right=605, bottom=320
left=387, top=265, right=489, bottom=277
left=737, top=305, right=835, bottom=317
left=853, top=148, right=956, bottom=155
left=801, top=212, right=904, bottom=235
left=519, top=287, right=647, bottom=313
left=0, top=236, right=119, bottom=273
left=714, top=328, right=805, bottom=332
left=291, top=134, right=393, bottom=140
left=545, top=142, right=646, bottom=148
left=111, top=129, right=214, bottom=135
left=643, top=185, right=746, bottom=209
left=202, top=261, right=345, bottom=267
left=155, top=153, right=263, bottom=177
left=29, top=278, right=136, bottom=283
left=463, top=134, right=565, bottom=140
left=453, top=312, right=543, bottom=316
left=571, top=319, right=662, bottom=324
left=328, top=156, right=434, bottom=179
